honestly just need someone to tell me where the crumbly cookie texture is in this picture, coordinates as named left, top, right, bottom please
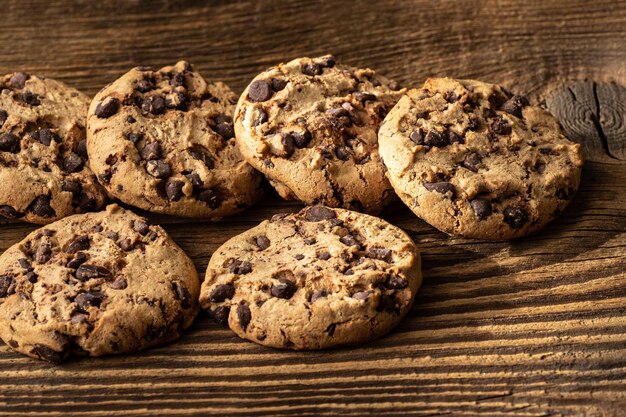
left=0, top=204, right=199, bottom=363
left=87, top=61, right=262, bottom=219
left=234, top=55, right=405, bottom=214
left=379, top=77, right=584, bottom=240
left=199, top=205, right=421, bottom=350
left=0, top=72, right=108, bottom=224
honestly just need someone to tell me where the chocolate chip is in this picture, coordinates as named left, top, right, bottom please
left=118, top=239, right=134, bottom=251
left=169, top=73, right=186, bottom=88
left=75, top=139, right=88, bottom=158
left=21, top=91, right=40, bottom=106
left=18, top=258, right=32, bottom=270
left=490, top=115, right=511, bottom=135
left=385, top=274, right=408, bottom=289
left=75, top=291, right=104, bottom=313
left=25, top=271, right=38, bottom=283
left=503, top=205, right=528, bottom=229
left=33, top=242, right=52, bottom=263
left=210, top=306, right=230, bottom=325
left=95, top=97, right=120, bottom=118
left=0, top=275, right=14, bottom=297
left=302, top=63, right=322, bottom=76
left=305, top=205, right=336, bottom=222
left=294, top=254, right=304, bottom=260
left=66, top=235, right=89, bottom=253
left=127, top=116, right=136, bottom=124
left=292, top=130, right=312, bottom=148
left=317, top=252, right=331, bottom=260
left=140, top=142, right=161, bottom=160
left=409, top=129, right=424, bottom=145
left=185, top=172, right=203, bottom=190
left=210, top=284, right=235, bottom=302
left=377, top=294, right=398, bottom=314
left=62, top=153, right=84, bottom=173
left=470, top=198, right=492, bottom=220
left=189, top=147, right=214, bottom=169
left=137, top=78, right=155, bottom=93
left=353, top=92, right=377, bottom=103
left=66, top=252, right=87, bottom=269
left=31, top=345, right=65, bottom=364
left=556, top=187, right=575, bottom=200
left=198, top=188, right=221, bottom=208
left=352, top=291, right=370, bottom=300
left=270, top=277, right=297, bottom=299
left=254, top=235, right=270, bottom=250
left=281, top=133, right=295, bottom=157
left=165, top=91, right=188, bottom=110
left=165, top=179, right=185, bottom=201
left=0, top=132, right=20, bottom=153
left=214, top=122, right=234, bottom=140
left=309, top=289, right=328, bottom=303
left=444, top=90, right=459, bottom=103
left=424, top=182, right=456, bottom=199
left=146, top=159, right=171, bottom=179
left=271, top=78, right=287, bottom=91
left=172, top=281, right=191, bottom=309
left=304, top=238, right=316, bottom=245
left=388, top=80, right=401, bottom=90
left=228, top=258, right=252, bottom=275
left=534, top=161, right=546, bottom=174
left=248, top=80, right=272, bottom=102
left=37, top=128, right=59, bottom=146
left=0, top=205, right=21, bottom=219
left=501, top=95, right=529, bottom=118
left=339, top=234, right=358, bottom=246
left=0, top=110, right=7, bottom=127
left=127, top=132, right=143, bottom=145
left=76, top=193, right=96, bottom=212
left=109, top=276, right=128, bottom=289
left=326, top=323, right=336, bottom=336
left=141, top=95, right=166, bottom=115
left=75, top=264, right=111, bottom=281
left=335, top=146, right=351, bottom=161
left=462, top=152, right=482, bottom=172
left=448, top=130, right=464, bottom=144
left=9, top=72, right=30, bottom=89
left=133, top=220, right=149, bottom=235
left=424, top=129, right=449, bottom=147
left=237, top=302, right=252, bottom=330
left=253, top=109, right=268, bottom=126
left=365, top=247, right=392, bottom=262
left=28, top=195, right=55, bottom=218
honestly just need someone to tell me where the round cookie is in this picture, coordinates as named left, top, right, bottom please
left=199, top=205, right=421, bottom=350
left=0, top=72, right=108, bottom=224
left=0, top=204, right=200, bottom=363
left=234, top=55, right=405, bottom=213
left=379, top=77, right=584, bottom=240
left=87, top=61, right=262, bottom=219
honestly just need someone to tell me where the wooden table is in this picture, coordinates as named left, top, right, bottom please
left=1, top=1, right=625, bottom=415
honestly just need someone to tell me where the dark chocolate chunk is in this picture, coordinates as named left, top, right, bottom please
left=424, top=129, right=449, bottom=147
left=31, top=345, right=65, bottom=364
left=409, top=129, right=424, bottom=145
left=0, top=275, right=14, bottom=297
left=140, top=142, right=161, bottom=160
left=317, top=252, right=331, bottom=260
left=169, top=73, right=186, bottom=88
left=210, top=305, right=230, bottom=325
left=127, top=132, right=143, bottom=145
left=26, top=271, right=37, bottom=283
left=214, top=122, right=234, bottom=140
left=462, top=152, right=482, bottom=172
left=33, top=242, right=52, bottom=263
left=75, top=264, right=111, bottom=281
left=189, top=146, right=214, bottom=169
left=292, top=130, right=312, bottom=148
left=172, top=281, right=191, bottom=309
left=18, top=258, right=32, bottom=270
left=165, top=179, right=185, bottom=201
left=35, top=128, right=59, bottom=146
left=118, top=238, right=134, bottom=251
left=309, top=289, right=328, bottom=303
left=326, top=323, right=337, bottom=336
left=210, top=284, right=235, bottom=302
left=556, top=187, right=575, bottom=200
left=490, top=115, right=511, bottom=135
left=305, top=205, right=336, bottom=222
left=353, top=92, right=377, bottom=103
left=95, top=97, right=120, bottom=118
left=376, top=294, right=398, bottom=314
left=66, top=252, right=87, bottom=269
left=237, top=302, right=251, bottom=330
left=197, top=188, right=221, bottom=208
left=470, top=198, right=492, bottom=220
left=448, top=130, right=464, bottom=144
left=385, top=274, right=408, bottom=289
left=28, top=195, right=55, bottom=218
left=253, top=109, right=268, bottom=126
left=281, top=133, right=295, bottom=157
left=75, top=291, right=104, bottom=313
left=9, top=72, right=30, bottom=89
left=133, top=220, right=149, bottom=235
left=424, top=182, right=456, bottom=199
left=335, top=146, right=351, bottom=161
left=0, top=132, right=20, bottom=153
left=503, top=205, right=528, bottom=229
left=0, top=205, right=22, bottom=219
left=270, top=277, right=297, bottom=299
left=501, top=95, right=529, bottom=118
left=339, top=234, right=358, bottom=246
left=62, top=153, right=84, bottom=173
left=254, top=235, right=270, bottom=250
left=248, top=80, right=272, bottom=102
left=61, top=180, right=81, bottom=194
left=352, top=291, right=370, bottom=300
left=228, top=258, right=252, bottom=275
left=66, top=235, right=90, bottom=254
left=141, top=95, right=166, bottom=115
left=76, top=193, right=96, bottom=212
left=302, top=62, right=323, bottom=76
left=0, top=110, right=7, bottom=127
left=185, top=172, right=203, bottom=190
left=271, top=78, right=287, bottom=91
left=146, top=159, right=171, bottom=179
left=294, top=254, right=304, bottom=260
left=365, top=247, right=392, bottom=262
left=136, top=78, right=155, bottom=93
left=21, top=91, right=40, bottom=106
left=109, top=276, right=128, bottom=289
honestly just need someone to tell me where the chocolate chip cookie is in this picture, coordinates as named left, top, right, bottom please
left=234, top=55, right=405, bottom=213
left=0, top=72, right=107, bottom=224
left=87, top=61, right=262, bottom=219
left=0, top=204, right=199, bottom=363
left=379, top=78, right=584, bottom=240
left=199, top=205, right=421, bottom=349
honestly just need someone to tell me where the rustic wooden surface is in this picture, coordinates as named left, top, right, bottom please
left=1, top=0, right=626, bottom=416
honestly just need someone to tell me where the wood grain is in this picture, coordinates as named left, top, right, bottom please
left=1, top=0, right=625, bottom=416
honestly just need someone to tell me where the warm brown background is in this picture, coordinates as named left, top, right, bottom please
left=1, top=1, right=625, bottom=416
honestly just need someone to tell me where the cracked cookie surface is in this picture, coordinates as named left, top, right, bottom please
left=379, top=77, right=584, bottom=240
left=0, top=204, right=199, bottom=363
left=87, top=61, right=262, bottom=219
left=199, top=205, right=421, bottom=350
left=234, top=55, right=405, bottom=213
left=0, top=72, right=107, bottom=224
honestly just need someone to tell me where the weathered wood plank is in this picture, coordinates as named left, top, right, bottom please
left=0, top=0, right=625, bottom=416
